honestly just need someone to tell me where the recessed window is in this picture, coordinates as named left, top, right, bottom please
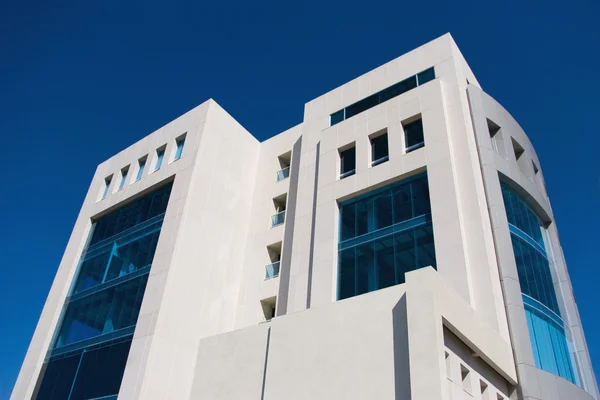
left=487, top=119, right=504, bottom=157
left=260, top=297, right=277, bottom=321
left=339, top=144, right=356, bottom=179
left=101, top=176, right=112, bottom=200
left=154, top=148, right=165, bottom=171
left=460, top=364, right=471, bottom=394
left=480, top=380, right=488, bottom=395
left=118, top=167, right=129, bottom=191
left=403, top=118, right=424, bottom=153
left=174, top=137, right=185, bottom=161
left=271, top=194, right=287, bottom=228
left=276, top=151, right=292, bottom=182
left=265, top=242, right=282, bottom=279
left=511, top=138, right=529, bottom=176
left=370, top=131, right=389, bottom=166
left=136, top=157, right=147, bottom=181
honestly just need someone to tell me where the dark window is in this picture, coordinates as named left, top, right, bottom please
left=417, top=67, right=435, bottom=85
left=340, top=146, right=356, bottom=179
left=371, top=133, right=389, bottom=166
left=329, top=67, right=435, bottom=126
left=404, top=119, right=424, bottom=152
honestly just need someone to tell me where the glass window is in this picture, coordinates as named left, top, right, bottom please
left=136, top=159, right=146, bottom=181
left=174, top=138, right=185, bottom=161
left=154, top=149, right=165, bottom=171
left=330, top=109, right=345, bottom=126
left=340, top=146, right=356, bottom=179
left=416, top=67, right=435, bottom=85
left=404, top=119, right=424, bottom=152
left=371, top=133, right=389, bottom=166
left=118, top=168, right=128, bottom=190
left=329, top=67, right=435, bottom=126
left=102, top=177, right=111, bottom=200
left=338, top=174, right=435, bottom=300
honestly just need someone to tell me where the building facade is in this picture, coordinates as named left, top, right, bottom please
left=12, top=34, right=598, bottom=400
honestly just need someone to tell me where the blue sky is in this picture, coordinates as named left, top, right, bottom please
left=1, top=0, right=599, bottom=397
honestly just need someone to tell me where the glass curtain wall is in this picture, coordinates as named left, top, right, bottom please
left=33, top=182, right=173, bottom=400
left=501, top=181, right=580, bottom=385
left=338, top=174, right=436, bottom=300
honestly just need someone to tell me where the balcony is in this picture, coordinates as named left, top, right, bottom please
left=276, top=166, right=290, bottom=182
left=271, top=211, right=286, bottom=227
left=265, top=261, right=281, bottom=279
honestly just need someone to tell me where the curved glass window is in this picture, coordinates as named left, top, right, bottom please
left=35, top=182, right=173, bottom=399
left=501, top=181, right=579, bottom=385
left=338, top=174, right=436, bottom=300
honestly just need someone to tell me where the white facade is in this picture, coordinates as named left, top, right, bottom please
left=12, top=33, right=598, bottom=400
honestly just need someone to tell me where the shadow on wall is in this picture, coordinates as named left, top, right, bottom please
left=393, top=295, right=411, bottom=399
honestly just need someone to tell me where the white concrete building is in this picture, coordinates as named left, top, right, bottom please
left=12, top=33, right=598, bottom=400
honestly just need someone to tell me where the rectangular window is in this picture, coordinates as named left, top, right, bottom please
left=330, top=67, right=435, bottom=126
left=154, top=148, right=165, bottom=171
left=404, top=118, right=424, bottom=152
left=118, top=167, right=129, bottom=191
left=174, top=137, right=185, bottom=161
left=370, top=132, right=389, bottom=166
left=102, top=176, right=111, bottom=200
left=340, top=145, right=356, bottom=179
left=136, top=158, right=146, bottom=181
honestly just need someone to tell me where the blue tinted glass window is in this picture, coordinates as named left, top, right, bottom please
left=102, top=177, right=111, bottom=199
left=136, top=159, right=146, bottom=181
left=404, top=119, right=424, bottom=151
left=175, top=138, right=185, bottom=160
left=340, top=147, right=356, bottom=178
left=417, top=67, right=435, bottom=85
left=338, top=174, right=435, bottom=300
left=501, top=179, right=578, bottom=384
left=371, top=134, right=389, bottom=165
left=155, top=149, right=164, bottom=171
left=118, top=169, right=128, bottom=190
left=330, top=109, right=345, bottom=126
left=329, top=67, right=434, bottom=126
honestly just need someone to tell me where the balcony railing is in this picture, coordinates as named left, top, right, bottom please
left=276, top=166, right=290, bottom=182
left=265, top=261, right=281, bottom=279
left=271, top=211, right=286, bottom=227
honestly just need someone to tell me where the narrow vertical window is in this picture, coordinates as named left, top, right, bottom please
left=339, top=145, right=356, bottom=179
left=487, top=119, right=503, bottom=156
left=102, top=176, right=111, bottom=200
left=370, top=132, right=389, bottom=166
left=403, top=118, right=424, bottom=153
left=136, top=158, right=146, bottom=181
left=155, top=148, right=165, bottom=171
left=174, top=137, right=185, bottom=161
left=118, top=167, right=129, bottom=191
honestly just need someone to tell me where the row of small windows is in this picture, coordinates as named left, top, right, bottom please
left=330, top=67, right=435, bottom=126
left=339, top=117, right=424, bottom=179
left=100, top=135, right=186, bottom=201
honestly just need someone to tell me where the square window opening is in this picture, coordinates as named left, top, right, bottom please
left=370, top=130, right=389, bottom=167
left=265, top=242, right=282, bottom=279
left=260, top=297, right=277, bottom=321
left=339, top=143, right=356, bottom=179
left=276, top=151, right=292, bottom=182
left=271, top=194, right=287, bottom=227
left=403, top=117, right=424, bottom=153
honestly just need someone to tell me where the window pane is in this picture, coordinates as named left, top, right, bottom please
left=374, top=193, right=393, bottom=230
left=356, top=242, right=374, bottom=295
left=136, top=160, right=146, bottom=181
left=155, top=150, right=164, bottom=171
left=405, top=119, right=424, bottom=149
left=371, top=134, right=389, bottom=163
left=417, top=67, right=435, bottom=85
left=339, top=248, right=356, bottom=300
left=394, top=230, right=416, bottom=284
left=412, top=177, right=432, bottom=216
left=330, top=109, right=344, bottom=126
left=340, top=147, right=356, bottom=175
left=416, top=225, right=436, bottom=269
left=346, top=93, right=379, bottom=119
left=340, top=203, right=356, bottom=242
left=374, top=236, right=395, bottom=289
left=392, top=185, right=412, bottom=223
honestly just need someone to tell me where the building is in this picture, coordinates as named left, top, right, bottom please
left=11, top=33, right=598, bottom=400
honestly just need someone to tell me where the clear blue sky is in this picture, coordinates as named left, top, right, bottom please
left=1, top=0, right=599, bottom=397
